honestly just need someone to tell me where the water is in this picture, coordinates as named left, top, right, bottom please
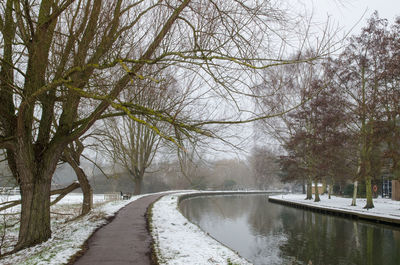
left=179, top=194, right=400, bottom=265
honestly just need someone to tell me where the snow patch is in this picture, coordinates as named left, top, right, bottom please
left=269, top=194, right=400, bottom=221
left=0, top=194, right=148, bottom=265
left=151, top=192, right=252, bottom=265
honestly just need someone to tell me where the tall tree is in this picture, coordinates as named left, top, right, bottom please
left=278, top=71, right=351, bottom=202
left=0, top=0, right=324, bottom=250
left=333, top=12, right=398, bottom=208
left=249, top=146, right=281, bottom=190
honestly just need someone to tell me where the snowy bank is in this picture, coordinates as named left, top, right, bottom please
left=150, top=192, right=258, bottom=265
left=269, top=194, right=400, bottom=225
left=0, top=194, right=148, bottom=265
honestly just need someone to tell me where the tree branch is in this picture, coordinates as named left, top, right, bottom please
left=0, top=182, right=80, bottom=212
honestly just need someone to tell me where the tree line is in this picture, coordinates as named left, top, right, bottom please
left=257, top=12, right=400, bottom=209
left=0, top=0, right=330, bottom=253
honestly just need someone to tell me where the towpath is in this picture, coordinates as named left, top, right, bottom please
left=73, top=194, right=165, bottom=265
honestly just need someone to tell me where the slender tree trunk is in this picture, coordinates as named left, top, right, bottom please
left=351, top=180, right=358, bottom=206
left=74, top=166, right=93, bottom=215
left=359, top=67, right=374, bottom=209
left=64, top=140, right=95, bottom=215
left=328, top=177, right=333, bottom=199
left=364, top=176, right=374, bottom=209
left=364, top=138, right=374, bottom=209
left=306, top=178, right=313, bottom=200
left=314, top=180, right=320, bottom=202
left=362, top=145, right=374, bottom=209
left=15, top=175, right=52, bottom=251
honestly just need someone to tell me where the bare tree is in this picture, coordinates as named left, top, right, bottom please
left=256, top=51, right=353, bottom=202
left=249, top=146, right=281, bottom=190
left=0, top=0, right=330, bottom=251
left=99, top=69, right=182, bottom=195
left=332, top=12, right=399, bottom=208
left=255, top=51, right=328, bottom=200
left=102, top=116, right=162, bottom=195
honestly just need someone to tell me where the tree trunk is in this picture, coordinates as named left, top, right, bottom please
left=364, top=176, right=374, bottom=209
left=14, top=176, right=52, bottom=251
left=314, top=180, right=320, bottom=202
left=302, top=179, right=306, bottom=194
left=351, top=180, right=358, bottom=206
left=11, top=134, right=66, bottom=251
left=69, top=162, right=93, bottom=215
left=74, top=166, right=93, bottom=215
left=305, top=178, right=312, bottom=200
left=64, top=148, right=93, bottom=216
left=328, top=177, right=333, bottom=199
left=133, top=176, right=143, bottom=195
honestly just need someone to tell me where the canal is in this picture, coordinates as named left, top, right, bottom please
left=179, top=194, right=400, bottom=265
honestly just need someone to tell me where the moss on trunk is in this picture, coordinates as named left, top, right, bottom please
left=364, top=177, right=374, bottom=209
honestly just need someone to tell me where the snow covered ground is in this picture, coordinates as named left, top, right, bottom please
left=0, top=190, right=278, bottom=265
left=0, top=193, right=148, bottom=265
left=150, top=191, right=254, bottom=265
left=269, top=194, right=400, bottom=221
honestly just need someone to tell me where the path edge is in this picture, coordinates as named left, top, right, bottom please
left=66, top=200, right=136, bottom=265
left=146, top=195, right=164, bottom=265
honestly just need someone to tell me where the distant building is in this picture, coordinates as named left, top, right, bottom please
left=306, top=182, right=324, bottom=194
left=381, top=174, right=400, bottom=201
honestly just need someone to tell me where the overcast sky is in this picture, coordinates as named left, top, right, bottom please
left=304, top=0, right=399, bottom=34
left=179, top=1, right=400, bottom=161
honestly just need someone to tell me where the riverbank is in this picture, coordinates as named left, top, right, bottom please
left=150, top=191, right=276, bottom=265
left=0, top=190, right=274, bottom=265
left=269, top=194, right=400, bottom=226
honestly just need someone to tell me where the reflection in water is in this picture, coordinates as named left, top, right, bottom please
left=179, top=195, right=400, bottom=265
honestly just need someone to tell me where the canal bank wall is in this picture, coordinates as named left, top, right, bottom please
left=177, top=190, right=280, bottom=205
left=269, top=195, right=400, bottom=227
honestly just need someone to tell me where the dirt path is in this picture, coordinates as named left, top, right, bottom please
left=73, top=194, right=165, bottom=265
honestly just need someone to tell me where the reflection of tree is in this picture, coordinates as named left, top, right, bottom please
left=180, top=195, right=246, bottom=226
left=279, top=208, right=400, bottom=265
left=246, top=196, right=287, bottom=264
left=366, top=227, right=373, bottom=265
left=181, top=195, right=400, bottom=265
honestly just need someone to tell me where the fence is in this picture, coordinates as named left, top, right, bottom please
left=103, top=192, right=121, bottom=201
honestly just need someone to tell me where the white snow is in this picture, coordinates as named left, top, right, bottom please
left=150, top=192, right=252, bottom=265
left=0, top=193, right=148, bottom=265
left=50, top=193, right=108, bottom=205
left=7, top=191, right=394, bottom=265
left=269, top=194, right=400, bottom=221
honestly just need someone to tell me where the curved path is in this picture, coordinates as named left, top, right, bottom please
left=73, top=194, right=165, bottom=265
